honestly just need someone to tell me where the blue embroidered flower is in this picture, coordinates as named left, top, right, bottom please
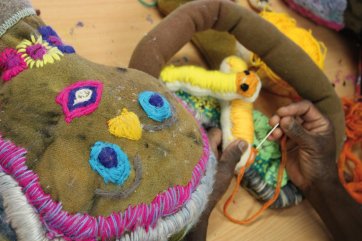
left=38, top=26, right=75, bottom=54
left=138, top=91, right=172, bottom=122
left=89, top=141, right=131, bottom=185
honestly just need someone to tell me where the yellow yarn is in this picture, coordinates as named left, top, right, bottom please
left=223, top=55, right=248, bottom=73
left=161, top=65, right=237, bottom=94
left=251, top=11, right=327, bottom=87
left=108, top=108, right=142, bottom=141
left=230, top=100, right=254, bottom=144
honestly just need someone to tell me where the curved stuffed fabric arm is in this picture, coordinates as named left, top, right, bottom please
left=129, top=0, right=344, bottom=155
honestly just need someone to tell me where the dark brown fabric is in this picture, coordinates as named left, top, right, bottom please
left=129, top=0, right=345, bottom=156
left=0, top=16, right=204, bottom=216
left=344, top=0, right=362, bottom=34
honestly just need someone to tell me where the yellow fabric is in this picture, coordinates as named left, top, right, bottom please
left=161, top=65, right=237, bottom=93
left=223, top=55, right=248, bottom=73
left=108, top=108, right=142, bottom=141
left=230, top=100, right=254, bottom=144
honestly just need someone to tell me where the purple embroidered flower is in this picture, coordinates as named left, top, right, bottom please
left=26, top=44, right=47, bottom=60
left=0, top=48, right=28, bottom=82
left=39, top=26, right=75, bottom=54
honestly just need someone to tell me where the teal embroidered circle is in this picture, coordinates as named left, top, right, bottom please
left=89, top=141, right=131, bottom=185
left=138, top=91, right=172, bottom=122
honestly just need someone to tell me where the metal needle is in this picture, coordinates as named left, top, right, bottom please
left=256, top=123, right=279, bottom=150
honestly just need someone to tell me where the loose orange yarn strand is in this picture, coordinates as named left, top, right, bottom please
left=223, top=136, right=287, bottom=224
left=338, top=97, right=362, bottom=204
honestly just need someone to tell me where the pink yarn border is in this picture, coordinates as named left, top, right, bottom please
left=0, top=120, right=210, bottom=240
left=284, top=0, right=344, bottom=31
left=56, top=80, right=103, bottom=123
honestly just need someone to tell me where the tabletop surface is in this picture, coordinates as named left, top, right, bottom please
left=31, top=0, right=358, bottom=240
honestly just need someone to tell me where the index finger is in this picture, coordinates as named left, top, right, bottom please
left=276, top=100, right=323, bottom=122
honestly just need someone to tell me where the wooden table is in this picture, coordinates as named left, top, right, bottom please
left=31, top=0, right=358, bottom=240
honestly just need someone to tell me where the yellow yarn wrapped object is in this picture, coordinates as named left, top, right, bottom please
left=161, top=65, right=237, bottom=94
left=230, top=100, right=254, bottom=144
left=251, top=11, right=327, bottom=96
left=108, top=108, right=142, bottom=141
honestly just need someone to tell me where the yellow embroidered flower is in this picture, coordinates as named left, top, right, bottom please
left=16, top=35, right=63, bottom=68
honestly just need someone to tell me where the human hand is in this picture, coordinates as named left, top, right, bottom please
left=184, top=128, right=247, bottom=241
left=268, top=100, right=337, bottom=192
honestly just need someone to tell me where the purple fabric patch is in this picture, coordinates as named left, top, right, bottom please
left=39, top=26, right=76, bottom=54
left=56, top=80, right=103, bottom=123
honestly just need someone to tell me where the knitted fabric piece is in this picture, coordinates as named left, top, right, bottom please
left=242, top=168, right=303, bottom=208
left=175, top=90, right=220, bottom=127
left=284, top=0, right=347, bottom=31
left=251, top=110, right=288, bottom=187
left=0, top=0, right=35, bottom=37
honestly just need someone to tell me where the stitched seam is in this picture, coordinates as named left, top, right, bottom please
left=0, top=8, right=36, bottom=37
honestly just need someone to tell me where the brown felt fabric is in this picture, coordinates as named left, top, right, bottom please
left=158, top=0, right=237, bottom=69
left=0, top=16, right=204, bottom=216
left=344, top=0, right=362, bottom=34
left=129, top=0, right=345, bottom=156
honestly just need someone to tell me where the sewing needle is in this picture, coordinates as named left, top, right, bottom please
left=256, top=123, right=279, bottom=150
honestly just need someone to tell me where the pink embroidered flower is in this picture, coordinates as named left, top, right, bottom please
left=0, top=48, right=28, bottom=82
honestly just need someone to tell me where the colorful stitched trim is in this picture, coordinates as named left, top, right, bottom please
left=0, top=48, right=28, bottom=82
left=108, top=108, right=142, bottom=141
left=0, top=123, right=209, bottom=240
left=56, top=80, right=103, bottom=123
left=0, top=147, right=216, bottom=241
left=39, top=26, right=76, bottom=54
left=138, top=91, right=172, bottom=122
left=0, top=8, right=36, bottom=37
left=89, top=141, right=131, bottom=185
left=17, top=35, right=63, bottom=68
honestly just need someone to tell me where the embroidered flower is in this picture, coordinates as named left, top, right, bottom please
left=56, top=80, right=103, bottom=123
left=0, top=48, right=28, bottom=82
left=38, top=26, right=76, bottom=54
left=138, top=91, right=172, bottom=122
left=89, top=141, right=131, bottom=185
left=16, top=35, right=63, bottom=68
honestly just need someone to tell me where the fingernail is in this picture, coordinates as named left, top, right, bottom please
left=238, top=141, right=247, bottom=152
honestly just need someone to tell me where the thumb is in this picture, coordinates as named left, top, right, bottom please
left=280, top=116, right=310, bottom=145
left=219, top=140, right=248, bottom=173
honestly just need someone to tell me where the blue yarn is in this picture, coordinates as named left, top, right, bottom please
left=149, top=94, right=164, bottom=107
left=38, top=26, right=76, bottom=54
left=89, top=141, right=131, bottom=185
left=138, top=91, right=172, bottom=122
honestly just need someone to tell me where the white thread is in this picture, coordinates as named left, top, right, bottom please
left=0, top=172, right=65, bottom=241
left=0, top=8, right=36, bottom=37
